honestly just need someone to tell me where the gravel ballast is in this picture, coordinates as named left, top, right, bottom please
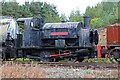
left=1, top=63, right=119, bottom=78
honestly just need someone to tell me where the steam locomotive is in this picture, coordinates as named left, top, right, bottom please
left=1, top=16, right=99, bottom=62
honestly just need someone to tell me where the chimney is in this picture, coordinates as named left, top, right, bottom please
left=84, top=16, right=90, bottom=28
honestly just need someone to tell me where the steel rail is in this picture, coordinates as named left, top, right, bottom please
left=1, top=61, right=119, bottom=69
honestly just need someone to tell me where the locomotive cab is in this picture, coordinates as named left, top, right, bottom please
left=16, top=17, right=44, bottom=48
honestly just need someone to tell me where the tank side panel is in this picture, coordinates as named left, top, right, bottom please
left=30, top=31, right=40, bottom=47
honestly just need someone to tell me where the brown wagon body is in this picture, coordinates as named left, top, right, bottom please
left=99, top=24, right=120, bottom=62
left=107, top=24, right=120, bottom=46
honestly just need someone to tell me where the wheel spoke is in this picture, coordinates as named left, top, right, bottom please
left=108, top=49, right=120, bottom=63
left=40, top=51, right=53, bottom=62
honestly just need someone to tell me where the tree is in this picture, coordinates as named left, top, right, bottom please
left=85, top=1, right=118, bottom=28
left=69, top=10, right=83, bottom=22
left=60, top=13, right=68, bottom=22
left=118, top=1, right=120, bottom=22
left=1, top=1, right=61, bottom=22
left=85, top=6, right=96, bottom=19
left=2, top=2, right=20, bottom=18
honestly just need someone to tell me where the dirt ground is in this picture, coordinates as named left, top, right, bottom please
left=1, top=64, right=46, bottom=78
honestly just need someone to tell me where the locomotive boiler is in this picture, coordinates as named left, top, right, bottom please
left=2, top=16, right=99, bottom=62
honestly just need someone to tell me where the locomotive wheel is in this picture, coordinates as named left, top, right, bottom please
left=77, top=59, right=84, bottom=62
left=65, top=57, right=84, bottom=62
left=71, top=58, right=78, bottom=62
left=94, top=30, right=99, bottom=45
left=77, top=57, right=84, bottom=62
left=2, top=52, right=6, bottom=61
left=64, top=57, right=77, bottom=62
left=11, top=49, right=17, bottom=61
left=108, top=49, right=120, bottom=63
left=39, top=51, right=53, bottom=62
left=3, top=48, right=16, bottom=61
left=0, top=53, right=2, bottom=60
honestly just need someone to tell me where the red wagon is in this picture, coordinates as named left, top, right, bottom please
left=100, top=24, right=120, bottom=62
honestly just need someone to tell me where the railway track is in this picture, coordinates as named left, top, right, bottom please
left=1, top=61, right=119, bottom=69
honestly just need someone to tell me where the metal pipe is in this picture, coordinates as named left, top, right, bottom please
left=84, top=16, right=90, bottom=28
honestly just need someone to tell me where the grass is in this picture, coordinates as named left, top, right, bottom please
left=59, top=58, right=111, bottom=63
left=1, top=58, right=111, bottom=63
left=59, top=59, right=69, bottom=62
left=15, top=58, right=32, bottom=62
left=83, top=58, right=110, bottom=63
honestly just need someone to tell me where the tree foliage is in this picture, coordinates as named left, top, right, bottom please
left=1, top=1, right=119, bottom=28
left=85, top=2, right=118, bottom=28
left=68, top=1, right=119, bottom=28
left=60, top=13, right=68, bottom=22
left=1, top=1, right=60, bottom=22
left=69, top=10, right=83, bottom=22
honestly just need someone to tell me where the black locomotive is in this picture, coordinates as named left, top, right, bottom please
left=2, top=16, right=99, bottom=62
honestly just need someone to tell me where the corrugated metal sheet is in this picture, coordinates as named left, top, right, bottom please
left=0, top=16, right=12, bottom=19
left=0, top=18, right=12, bottom=42
left=0, top=17, right=19, bottom=42
left=17, top=18, right=33, bottom=22
left=0, top=25, right=8, bottom=42
left=107, top=24, right=120, bottom=46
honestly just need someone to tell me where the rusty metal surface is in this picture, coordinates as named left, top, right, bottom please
left=107, top=24, right=120, bottom=46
